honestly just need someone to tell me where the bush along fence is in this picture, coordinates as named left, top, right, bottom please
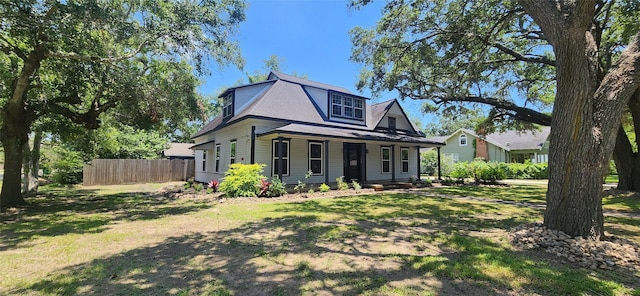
left=83, top=159, right=195, bottom=186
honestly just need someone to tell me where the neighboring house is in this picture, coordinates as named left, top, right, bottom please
left=163, top=143, right=195, bottom=160
left=191, top=71, right=444, bottom=185
left=429, top=127, right=551, bottom=163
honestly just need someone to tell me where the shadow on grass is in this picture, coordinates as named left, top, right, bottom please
left=603, top=190, right=640, bottom=213
left=10, top=193, right=637, bottom=295
left=0, top=188, right=211, bottom=251
left=426, top=184, right=547, bottom=204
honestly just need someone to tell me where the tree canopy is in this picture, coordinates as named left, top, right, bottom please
left=350, top=0, right=640, bottom=239
left=0, top=0, right=247, bottom=207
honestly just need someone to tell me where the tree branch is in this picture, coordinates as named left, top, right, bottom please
left=433, top=95, right=552, bottom=126
left=492, top=42, right=556, bottom=66
left=0, top=34, right=28, bottom=60
left=45, top=40, right=148, bottom=64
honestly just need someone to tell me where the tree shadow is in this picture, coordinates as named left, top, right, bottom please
left=0, top=189, right=212, bottom=251
left=9, top=193, right=637, bottom=295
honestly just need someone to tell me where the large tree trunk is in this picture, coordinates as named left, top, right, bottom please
left=21, top=128, right=42, bottom=194
left=0, top=133, right=29, bottom=208
left=0, top=47, right=44, bottom=209
left=521, top=0, right=640, bottom=239
left=613, top=89, right=640, bottom=191
left=612, top=126, right=639, bottom=191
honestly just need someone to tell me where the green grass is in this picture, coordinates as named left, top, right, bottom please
left=0, top=183, right=638, bottom=295
left=606, top=174, right=620, bottom=183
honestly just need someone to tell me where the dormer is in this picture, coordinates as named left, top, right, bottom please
left=373, top=99, right=418, bottom=134
left=329, top=91, right=366, bottom=124
left=222, top=91, right=234, bottom=120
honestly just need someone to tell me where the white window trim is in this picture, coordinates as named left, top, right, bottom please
left=401, top=147, right=409, bottom=173
left=272, top=140, right=290, bottom=176
left=331, top=93, right=364, bottom=120
left=459, top=134, right=468, bottom=146
left=223, top=93, right=233, bottom=119
left=308, top=142, right=324, bottom=176
left=215, top=144, right=221, bottom=172
left=202, top=150, right=207, bottom=171
left=381, top=146, right=391, bottom=174
left=230, top=140, right=237, bottom=164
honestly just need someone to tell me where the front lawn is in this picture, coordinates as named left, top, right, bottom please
left=1, top=183, right=638, bottom=295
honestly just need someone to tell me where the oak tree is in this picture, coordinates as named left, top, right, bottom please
left=0, top=0, right=246, bottom=208
left=350, top=0, right=640, bottom=239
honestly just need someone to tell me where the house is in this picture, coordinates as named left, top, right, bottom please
left=191, top=72, right=444, bottom=185
left=163, top=143, right=195, bottom=160
left=429, top=127, right=551, bottom=163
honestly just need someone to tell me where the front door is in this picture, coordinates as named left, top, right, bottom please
left=344, top=143, right=364, bottom=182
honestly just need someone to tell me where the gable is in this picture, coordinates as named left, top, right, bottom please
left=373, top=100, right=417, bottom=134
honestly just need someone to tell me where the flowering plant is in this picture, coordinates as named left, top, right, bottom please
left=207, top=179, right=219, bottom=193
left=258, top=178, right=271, bottom=197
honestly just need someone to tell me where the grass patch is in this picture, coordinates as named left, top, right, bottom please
left=427, top=184, right=548, bottom=204
left=0, top=183, right=638, bottom=295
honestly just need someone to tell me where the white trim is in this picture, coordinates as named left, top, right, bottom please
left=381, top=146, right=391, bottom=174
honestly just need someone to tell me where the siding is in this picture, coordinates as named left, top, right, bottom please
left=194, top=120, right=255, bottom=183
left=441, top=131, right=476, bottom=162
left=376, top=102, right=413, bottom=131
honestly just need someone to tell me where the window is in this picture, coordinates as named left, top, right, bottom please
left=331, top=93, right=364, bottom=120
left=309, top=142, right=323, bottom=175
left=215, top=144, right=221, bottom=172
left=401, top=148, right=409, bottom=173
left=272, top=139, right=290, bottom=176
left=202, top=150, right=207, bottom=171
left=446, top=153, right=459, bottom=163
left=388, top=117, right=397, bottom=131
left=230, top=140, right=236, bottom=164
left=223, top=93, right=233, bottom=119
left=381, top=146, right=391, bottom=174
left=459, top=134, right=468, bottom=146
left=331, top=94, right=342, bottom=116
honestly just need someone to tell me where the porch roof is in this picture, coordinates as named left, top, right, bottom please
left=257, top=123, right=445, bottom=147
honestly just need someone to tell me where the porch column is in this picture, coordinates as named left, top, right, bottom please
left=250, top=126, right=256, bottom=164
left=324, top=140, right=329, bottom=184
left=391, top=144, right=396, bottom=182
left=437, top=146, right=442, bottom=181
left=278, top=136, right=284, bottom=180
left=416, top=146, right=421, bottom=178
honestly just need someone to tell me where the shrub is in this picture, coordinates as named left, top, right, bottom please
left=336, top=176, right=349, bottom=190
left=319, top=183, right=330, bottom=192
left=267, top=176, right=287, bottom=197
left=219, top=163, right=266, bottom=197
left=449, top=162, right=471, bottom=181
left=352, top=180, right=362, bottom=191
left=193, top=183, right=204, bottom=191
left=51, top=149, right=84, bottom=185
left=294, top=170, right=312, bottom=193
left=421, top=150, right=453, bottom=176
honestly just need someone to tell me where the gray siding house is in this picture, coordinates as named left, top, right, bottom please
left=191, top=72, right=444, bottom=185
left=430, top=127, right=550, bottom=163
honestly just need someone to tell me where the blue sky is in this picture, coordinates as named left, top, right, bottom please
left=200, top=0, right=429, bottom=126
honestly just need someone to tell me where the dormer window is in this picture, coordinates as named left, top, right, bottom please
left=222, top=92, right=233, bottom=119
left=388, top=117, right=396, bottom=132
left=331, top=93, right=364, bottom=120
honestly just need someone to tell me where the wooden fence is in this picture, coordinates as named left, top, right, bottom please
left=83, top=159, right=195, bottom=186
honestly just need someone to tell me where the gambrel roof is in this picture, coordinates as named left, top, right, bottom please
left=194, top=72, right=443, bottom=147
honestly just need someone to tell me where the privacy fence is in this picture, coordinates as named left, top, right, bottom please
left=83, top=159, right=195, bottom=186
